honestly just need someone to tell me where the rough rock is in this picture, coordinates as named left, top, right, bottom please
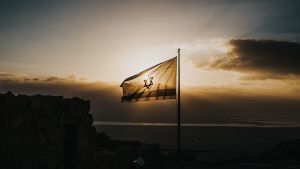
left=0, top=92, right=97, bottom=169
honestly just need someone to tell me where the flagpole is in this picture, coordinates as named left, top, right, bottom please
left=177, top=48, right=181, bottom=168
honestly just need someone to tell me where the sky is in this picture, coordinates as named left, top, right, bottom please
left=1, top=0, right=300, bottom=124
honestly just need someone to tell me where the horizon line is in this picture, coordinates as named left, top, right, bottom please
left=93, top=121, right=300, bottom=128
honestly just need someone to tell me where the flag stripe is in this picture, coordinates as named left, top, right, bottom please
left=121, top=89, right=176, bottom=102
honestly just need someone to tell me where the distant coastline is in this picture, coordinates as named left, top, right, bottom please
left=94, top=121, right=300, bottom=128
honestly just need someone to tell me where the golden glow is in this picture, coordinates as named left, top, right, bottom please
left=1, top=1, right=299, bottom=100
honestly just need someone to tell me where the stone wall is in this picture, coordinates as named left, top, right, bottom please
left=0, top=92, right=97, bottom=169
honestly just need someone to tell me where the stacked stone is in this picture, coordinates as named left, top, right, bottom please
left=0, top=92, right=97, bottom=169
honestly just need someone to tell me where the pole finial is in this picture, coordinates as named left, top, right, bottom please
left=178, top=48, right=180, bottom=52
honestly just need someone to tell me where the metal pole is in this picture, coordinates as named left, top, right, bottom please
left=177, top=48, right=181, bottom=168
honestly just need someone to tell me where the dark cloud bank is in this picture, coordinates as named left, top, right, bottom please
left=206, top=39, right=300, bottom=78
left=1, top=78, right=300, bottom=124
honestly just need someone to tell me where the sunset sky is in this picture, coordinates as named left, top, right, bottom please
left=1, top=0, right=300, bottom=124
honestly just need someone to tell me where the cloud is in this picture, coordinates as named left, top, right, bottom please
left=44, top=76, right=77, bottom=83
left=0, top=72, right=81, bottom=83
left=44, top=76, right=62, bottom=82
left=0, top=72, right=15, bottom=77
left=0, top=72, right=29, bottom=82
left=203, top=39, right=300, bottom=78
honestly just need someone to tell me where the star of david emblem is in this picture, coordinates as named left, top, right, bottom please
left=143, top=76, right=153, bottom=89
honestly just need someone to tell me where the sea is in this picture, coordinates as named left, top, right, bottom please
left=94, top=121, right=300, bottom=161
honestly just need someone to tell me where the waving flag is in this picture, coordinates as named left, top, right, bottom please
left=120, top=57, right=177, bottom=102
